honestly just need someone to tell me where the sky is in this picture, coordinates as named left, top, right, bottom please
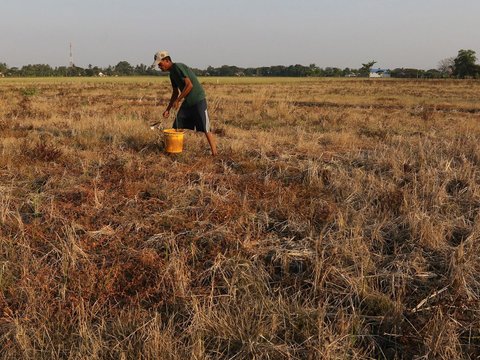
left=1, top=0, right=479, bottom=70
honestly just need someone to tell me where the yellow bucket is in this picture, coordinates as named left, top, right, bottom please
left=163, top=129, right=184, bottom=153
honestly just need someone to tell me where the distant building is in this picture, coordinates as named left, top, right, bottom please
left=0, top=72, right=4, bottom=78
left=369, top=68, right=391, bottom=78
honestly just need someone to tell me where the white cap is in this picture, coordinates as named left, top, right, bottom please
left=152, top=50, right=169, bottom=67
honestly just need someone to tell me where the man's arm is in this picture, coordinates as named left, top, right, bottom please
left=172, top=77, right=193, bottom=109
left=163, top=87, right=179, bottom=118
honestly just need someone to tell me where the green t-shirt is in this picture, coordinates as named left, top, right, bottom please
left=169, top=63, right=205, bottom=107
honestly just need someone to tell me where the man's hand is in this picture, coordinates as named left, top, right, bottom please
left=173, top=99, right=181, bottom=110
left=163, top=110, right=170, bottom=118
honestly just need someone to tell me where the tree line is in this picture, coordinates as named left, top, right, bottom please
left=1, top=49, right=479, bottom=79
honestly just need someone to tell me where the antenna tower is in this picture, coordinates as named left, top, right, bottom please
left=69, top=42, right=74, bottom=68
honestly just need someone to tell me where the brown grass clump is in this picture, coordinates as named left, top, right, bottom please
left=0, top=77, right=480, bottom=359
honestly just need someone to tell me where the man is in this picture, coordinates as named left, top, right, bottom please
left=152, top=51, right=217, bottom=156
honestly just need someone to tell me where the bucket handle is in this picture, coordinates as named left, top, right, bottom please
left=173, top=108, right=179, bottom=131
left=149, top=108, right=179, bottom=130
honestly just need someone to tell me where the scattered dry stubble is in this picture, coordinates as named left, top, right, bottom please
left=0, top=77, right=480, bottom=359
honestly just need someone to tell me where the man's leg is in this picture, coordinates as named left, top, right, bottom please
left=196, top=100, right=217, bottom=156
left=205, top=132, right=217, bottom=156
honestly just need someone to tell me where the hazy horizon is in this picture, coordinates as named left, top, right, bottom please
left=1, top=0, right=479, bottom=70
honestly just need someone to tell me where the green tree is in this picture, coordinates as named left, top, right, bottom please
left=55, top=66, right=69, bottom=76
left=286, top=64, right=309, bottom=77
left=453, top=49, right=478, bottom=78
left=0, top=62, right=7, bottom=74
left=424, top=69, right=443, bottom=79
left=270, top=65, right=287, bottom=76
left=308, top=63, right=321, bottom=76
left=342, top=67, right=356, bottom=77
left=20, top=64, right=54, bottom=77
left=6, top=67, right=19, bottom=76
left=217, top=65, right=241, bottom=76
left=323, top=67, right=342, bottom=77
left=134, top=64, right=148, bottom=75
left=104, top=66, right=114, bottom=76
left=359, top=61, right=377, bottom=77
left=390, top=68, right=425, bottom=78
left=114, top=61, right=133, bottom=76
left=66, top=65, right=85, bottom=77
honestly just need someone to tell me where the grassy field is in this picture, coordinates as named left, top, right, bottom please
left=0, top=77, right=479, bottom=359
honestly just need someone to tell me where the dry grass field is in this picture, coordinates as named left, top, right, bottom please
left=0, top=76, right=479, bottom=359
